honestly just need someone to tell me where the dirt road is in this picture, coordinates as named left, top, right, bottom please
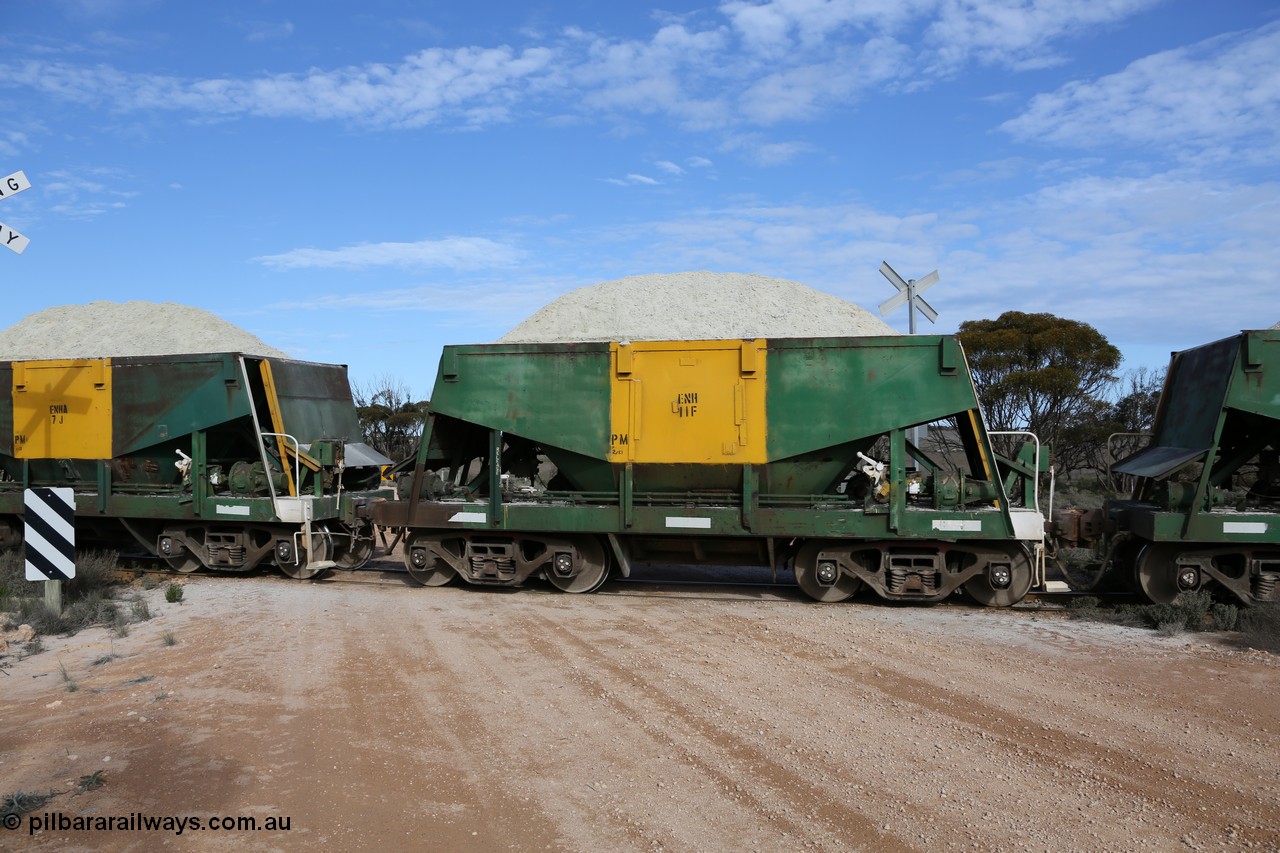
left=2, top=564, right=1278, bottom=851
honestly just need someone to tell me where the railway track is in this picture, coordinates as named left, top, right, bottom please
left=111, top=553, right=1128, bottom=609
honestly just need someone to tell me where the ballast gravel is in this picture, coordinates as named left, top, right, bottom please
left=499, top=271, right=898, bottom=343
left=0, top=301, right=290, bottom=360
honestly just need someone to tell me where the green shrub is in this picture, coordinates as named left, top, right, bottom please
left=164, top=583, right=184, bottom=604
left=77, top=770, right=105, bottom=792
left=1065, top=596, right=1102, bottom=620
left=0, top=551, right=124, bottom=641
left=1139, top=590, right=1213, bottom=632
left=64, top=552, right=120, bottom=600
left=63, top=593, right=120, bottom=634
left=1210, top=603, right=1239, bottom=632
left=2, top=789, right=60, bottom=820
left=1237, top=604, right=1280, bottom=653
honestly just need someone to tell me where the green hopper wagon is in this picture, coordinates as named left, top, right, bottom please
left=1077, top=329, right=1280, bottom=604
left=378, top=335, right=1048, bottom=606
left=0, top=352, right=392, bottom=578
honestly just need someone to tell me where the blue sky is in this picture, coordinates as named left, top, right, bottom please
left=2, top=0, right=1278, bottom=397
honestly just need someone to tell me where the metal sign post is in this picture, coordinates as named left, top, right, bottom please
left=1, top=169, right=32, bottom=254
left=25, top=487, right=76, bottom=615
left=879, top=262, right=942, bottom=452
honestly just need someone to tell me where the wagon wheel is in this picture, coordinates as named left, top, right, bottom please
left=793, top=540, right=861, bottom=602
left=545, top=536, right=610, bottom=593
left=964, top=547, right=1033, bottom=607
left=279, top=530, right=333, bottom=580
left=158, top=534, right=202, bottom=573
left=1133, top=543, right=1186, bottom=605
left=403, top=532, right=458, bottom=587
left=334, top=527, right=377, bottom=571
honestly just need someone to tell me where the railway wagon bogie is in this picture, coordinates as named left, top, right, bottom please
left=0, top=352, right=392, bottom=578
left=379, top=335, right=1048, bottom=606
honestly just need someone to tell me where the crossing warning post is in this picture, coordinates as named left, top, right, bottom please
left=24, top=486, right=75, bottom=614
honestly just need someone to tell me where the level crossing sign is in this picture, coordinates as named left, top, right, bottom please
left=1, top=169, right=32, bottom=254
left=878, top=261, right=940, bottom=334
left=25, top=487, right=76, bottom=581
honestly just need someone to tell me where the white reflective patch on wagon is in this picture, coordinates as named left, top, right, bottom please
left=1223, top=521, right=1267, bottom=534
left=215, top=504, right=251, bottom=516
left=932, top=519, right=981, bottom=532
left=666, top=517, right=711, bottom=529
left=449, top=511, right=487, bottom=523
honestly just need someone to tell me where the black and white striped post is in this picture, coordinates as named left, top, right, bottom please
left=24, top=487, right=75, bottom=614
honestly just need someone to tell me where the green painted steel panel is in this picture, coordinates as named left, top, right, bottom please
left=1229, top=330, right=1280, bottom=420
left=764, top=336, right=980, bottom=494
left=110, top=353, right=252, bottom=456
left=429, top=343, right=613, bottom=460
left=765, top=336, right=976, bottom=459
left=264, top=358, right=366, bottom=444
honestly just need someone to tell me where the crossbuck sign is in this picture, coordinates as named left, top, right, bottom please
left=878, top=261, right=939, bottom=334
left=0, top=169, right=32, bottom=254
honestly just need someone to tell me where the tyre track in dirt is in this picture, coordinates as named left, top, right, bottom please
left=5, top=575, right=1278, bottom=852
left=718, top=600, right=1280, bottom=849
left=507, top=607, right=911, bottom=851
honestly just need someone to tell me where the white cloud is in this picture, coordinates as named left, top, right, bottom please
left=655, top=160, right=685, bottom=175
left=39, top=167, right=137, bottom=220
left=1002, top=22, right=1280, bottom=161
left=2, top=45, right=558, bottom=129
left=254, top=236, right=524, bottom=271
left=243, top=20, right=296, bottom=43
left=1, top=0, right=1169, bottom=137
left=924, top=0, right=1160, bottom=72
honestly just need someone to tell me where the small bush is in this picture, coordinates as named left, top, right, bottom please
left=1237, top=603, right=1280, bottom=653
left=131, top=598, right=152, bottom=621
left=0, top=551, right=125, bottom=645
left=1210, top=603, right=1239, bottom=632
left=58, top=660, right=77, bottom=692
left=2, top=789, right=60, bottom=819
left=162, top=631, right=177, bottom=647
left=1138, top=590, right=1213, bottom=632
left=1066, top=596, right=1101, bottom=619
left=164, top=583, right=184, bottom=604
left=63, top=593, right=120, bottom=634
left=77, top=770, right=105, bottom=792
left=64, top=552, right=120, bottom=600
left=1156, top=620, right=1185, bottom=637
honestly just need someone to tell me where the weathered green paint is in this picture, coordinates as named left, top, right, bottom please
left=0, top=353, right=389, bottom=551
left=430, top=342, right=613, bottom=460
left=764, top=336, right=972, bottom=460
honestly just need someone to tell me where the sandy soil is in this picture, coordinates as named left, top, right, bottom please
left=2, top=557, right=1278, bottom=852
